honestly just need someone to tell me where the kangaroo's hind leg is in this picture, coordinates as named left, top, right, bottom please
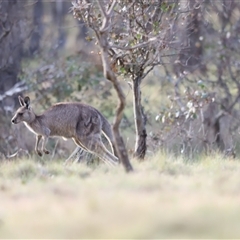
left=64, top=146, right=81, bottom=165
left=64, top=137, right=90, bottom=165
left=64, top=146, right=87, bottom=165
left=75, top=135, right=119, bottom=166
left=75, top=114, right=119, bottom=166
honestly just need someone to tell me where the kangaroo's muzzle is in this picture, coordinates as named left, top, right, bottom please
left=11, top=118, right=17, bottom=124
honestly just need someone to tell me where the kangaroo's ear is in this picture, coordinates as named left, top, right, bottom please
left=18, top=96, right=25, bottom=106
left=24, top=96, right=30, bottom=108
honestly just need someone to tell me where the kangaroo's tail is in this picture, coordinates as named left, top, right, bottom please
left=98, top=113, right=118, bottom=158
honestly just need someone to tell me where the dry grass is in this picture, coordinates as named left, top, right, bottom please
left=0, top=152, right=240, bottom=238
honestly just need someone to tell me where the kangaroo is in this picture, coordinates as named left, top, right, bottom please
left=11, top=96, right=119, bottom=166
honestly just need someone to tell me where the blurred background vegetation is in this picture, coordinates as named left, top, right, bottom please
left=1, top=0, right=240, bottom=161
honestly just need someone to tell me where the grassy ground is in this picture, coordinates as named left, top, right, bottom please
left=0, top=152, right=240, bottom=238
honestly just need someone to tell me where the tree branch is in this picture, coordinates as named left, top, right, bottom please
left=107, top=0, right=117, bottom=15
left=96, top=0, right=107, bottom=18
left=110, top=36, right=162, bottom=51
left=0, top=22, right=11, bottom=43
left=97, top=0, right=116, bottom=33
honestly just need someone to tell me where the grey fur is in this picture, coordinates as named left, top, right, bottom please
left=11, top=96, right=118, bottom=166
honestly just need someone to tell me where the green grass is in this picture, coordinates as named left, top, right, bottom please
left=0, top=152, right=240, bottom=238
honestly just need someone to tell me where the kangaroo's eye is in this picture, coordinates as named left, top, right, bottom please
left=18, top=113, right=23, bottom=116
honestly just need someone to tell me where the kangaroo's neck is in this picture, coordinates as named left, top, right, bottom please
left=27, top=114, right=40, bottom=126
left=24, top=115, right=44, bottom=135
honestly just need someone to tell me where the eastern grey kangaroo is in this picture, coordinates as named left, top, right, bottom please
left=11, top=96, right=118, bottom=165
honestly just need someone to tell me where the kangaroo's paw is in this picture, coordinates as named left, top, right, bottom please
left=37, top=151, right=43, bottom=157
left=43, top=149, right=50, bottom=155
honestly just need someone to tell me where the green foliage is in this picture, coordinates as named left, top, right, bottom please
left=160, top=2, right=176, bottom=13
left=22, top=55, right=98, bottom=101
left=155, top=81, right=213, bottom=124
left=20, top=54, right=115, bottom=117
left=72, top=0, right=178, bottom=79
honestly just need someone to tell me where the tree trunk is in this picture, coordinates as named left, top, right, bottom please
left=97, top=31, right=133, bottom=172
left=175, top=0, right=204, bottom=74
left=132, top=76, right=147, bottom=159
left=0, top=0, right=29, bottom=155
left=0, top=0, right=27, bottom=106
left=51, top=0, right=69, bottom=49
left=72, top=0, right=133, bottom=172
left=29, top=0, right=44, bottom=54
left=111, top=79, right=133, bottom=172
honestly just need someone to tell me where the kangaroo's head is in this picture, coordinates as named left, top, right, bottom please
left=11, top=96, right=35, bottom=124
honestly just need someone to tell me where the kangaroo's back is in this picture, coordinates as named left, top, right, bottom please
left=42, top=102, right=102, bottom=137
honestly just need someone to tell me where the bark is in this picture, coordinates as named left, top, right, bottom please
left=132, top=76, right=147, bottom=159
left=0, top=0, right=29, bottom=155
left=0, top=0, right=27, bottom=106
left=29, top=0, right=44, bottom=54
left=51, top=0, right=70, bottom=49
left=98, top=32, right=133, bottom=172
left=93, top=0, right=133, bottom=172
left=176, top=0, right=204, bottom=74
left=203, top=100, right=235, bottom=157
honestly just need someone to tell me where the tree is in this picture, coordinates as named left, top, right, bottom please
left=72, top=0, right=133, bottom=172
left=29, top=0, right=44, bottom=54
left=0, top=0, right=29, bottom=100
left=50, top=0, right=70, bottom=49
left=175, top=0, right=205, bottom=74
left=0, top=0, right=30, bottom=155
left=154, top=0, right=240, bottom=157
left=72, top=0, right=182, bottom=160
